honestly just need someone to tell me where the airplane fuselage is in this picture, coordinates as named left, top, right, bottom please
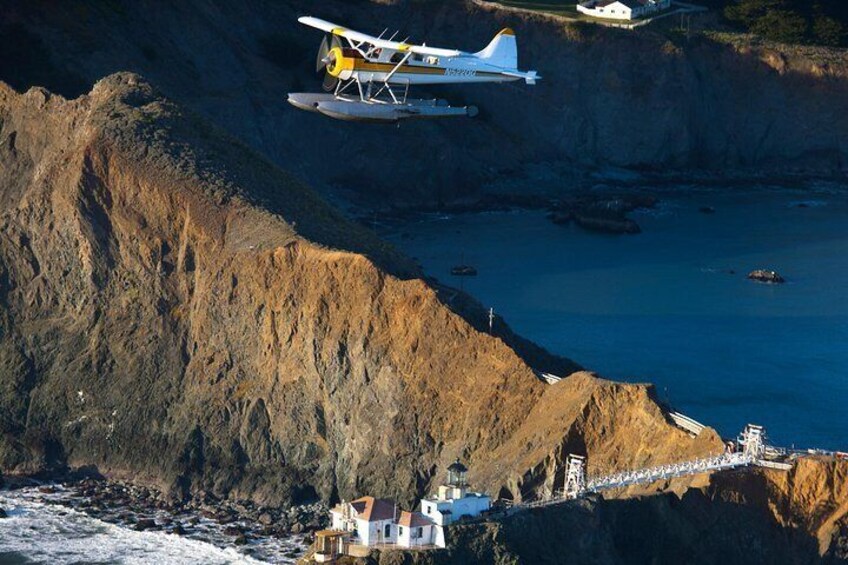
left=327, top=46, right=519, bottom=86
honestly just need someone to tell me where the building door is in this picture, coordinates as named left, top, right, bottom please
left=384, top=523, right=391, bottom=540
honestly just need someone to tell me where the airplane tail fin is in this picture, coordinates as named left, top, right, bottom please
left=475, top=28, right=518, bottom=69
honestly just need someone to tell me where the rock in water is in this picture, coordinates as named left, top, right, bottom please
left=0, top=507, right=7, bottom=518
left=748, top=269, right=786, bottom=284
left=135, top=518, right=156, bottom=531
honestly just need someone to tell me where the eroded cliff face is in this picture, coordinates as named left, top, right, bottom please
left=0, top=75, right=722, bottom=506
left=711, top=457, right=848, bottom=559
left=2, top=0, right=847, bottom=208
left=379, top=458, right=848, bottom=564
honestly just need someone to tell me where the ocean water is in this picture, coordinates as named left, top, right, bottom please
left=0, top=488, right=301, bottom=564
left=386, top=188, right=848, bottom=450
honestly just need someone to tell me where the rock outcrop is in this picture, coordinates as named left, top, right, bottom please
left=2, top=0, right=847, bottom=208
left=374, top=458, right=848, bottom=564
left=748, top=269, right=786, bottom=283
left=0, top=75, right=721, bottom=506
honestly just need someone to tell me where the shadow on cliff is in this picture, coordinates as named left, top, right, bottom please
left=3, top=0, right=847, bottom=212
left=439, top=485, right=834, bottom=565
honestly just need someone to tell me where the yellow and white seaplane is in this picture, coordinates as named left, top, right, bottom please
left=288, top=16, right=540, bottom=122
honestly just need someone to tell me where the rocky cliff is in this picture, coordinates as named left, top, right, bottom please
left=371, top=458, right=848, bottom=564
left=0, top=75, right=721, bottom=506
left=2, top=0, right=847, bottom=208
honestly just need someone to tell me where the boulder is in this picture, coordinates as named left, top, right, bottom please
left=135, top=518, right=157, bottom=530
left=224, top=525, right=242, bottom=536
left=0, top=507, right=7, bottom=518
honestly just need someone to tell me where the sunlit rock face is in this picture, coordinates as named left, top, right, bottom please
left=0, top=74, right=719, bottom=506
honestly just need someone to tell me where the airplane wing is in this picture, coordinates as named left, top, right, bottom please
left=298, top=16, right=461, bottom=58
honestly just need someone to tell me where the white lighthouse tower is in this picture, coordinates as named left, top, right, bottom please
left=419, top=459, right=491, bottom=547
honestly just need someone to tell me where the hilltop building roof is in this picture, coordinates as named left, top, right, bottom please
left=398, top=511, right=434, bottom=528
left=349, top=496, right=396, bottom=522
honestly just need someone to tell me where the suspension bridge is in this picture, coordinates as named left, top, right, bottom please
left=515, top=423, right=796, bottom=510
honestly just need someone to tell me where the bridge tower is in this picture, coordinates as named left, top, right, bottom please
left=738, top=424, right=766, bottom=459
left=563, top=454, right=586, bottom=499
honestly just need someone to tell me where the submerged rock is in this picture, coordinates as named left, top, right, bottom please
left=574, top=214, right=641, bottom=234
left=451, top=265, right=478, bottom=276
left=748, top=269, right=786, bottom=284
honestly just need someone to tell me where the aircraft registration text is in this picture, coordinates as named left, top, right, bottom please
left=445, top=68, right=477, bottom=77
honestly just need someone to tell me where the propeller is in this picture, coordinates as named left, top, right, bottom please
left=316, top=34, right=343, bottom=92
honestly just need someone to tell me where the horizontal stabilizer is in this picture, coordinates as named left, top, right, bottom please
left=503, top=70, right=540, bottom=85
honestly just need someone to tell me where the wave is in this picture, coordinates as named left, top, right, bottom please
left=0, top=489, right=290, bottom=564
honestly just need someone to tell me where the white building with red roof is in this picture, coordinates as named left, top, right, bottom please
left=318, top=460, right=490, bottom=557
left=577, top=0, right=671, bottom=20
left=330, top=496, right=399, bottom=546
left=397, top=510, right=437, bottom=548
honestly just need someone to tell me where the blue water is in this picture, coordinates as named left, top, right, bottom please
left=386, top=189, right=848, bottom=450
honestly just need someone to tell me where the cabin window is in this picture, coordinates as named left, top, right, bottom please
left=426, top=56, right=439, bottom=65
left=384, top=524, right=391, bottom=538
left=390, top=52, right=406, bottom=64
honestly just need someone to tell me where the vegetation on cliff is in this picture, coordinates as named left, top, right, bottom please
left=718, top=0, right=848, bottom=46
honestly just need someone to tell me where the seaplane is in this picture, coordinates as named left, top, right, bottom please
left=288, top=16, right=540, bottom=122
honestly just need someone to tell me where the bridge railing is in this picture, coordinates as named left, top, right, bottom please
left=586, top=451, right=750, bottom=492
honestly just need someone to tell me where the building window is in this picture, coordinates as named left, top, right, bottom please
left=399, top=526, right=404, bottom=535
left=384, top=524, right=391, bottom=538
left=415, top=527, right=423, bottom=539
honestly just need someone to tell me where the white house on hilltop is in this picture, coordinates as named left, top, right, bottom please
left=314, top=460, right=491, bottom=561
left=577, top=0, right=671, bottom=20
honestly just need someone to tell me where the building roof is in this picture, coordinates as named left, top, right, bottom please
left=349, top=496, right=396, bottom=522
left=316, top=530, right=350, bottom=538
left=447, top=459, right=468, bottom=473
left=398, top=511, right=434, bottom=528
left=590, top=0, right=654, bottom=7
